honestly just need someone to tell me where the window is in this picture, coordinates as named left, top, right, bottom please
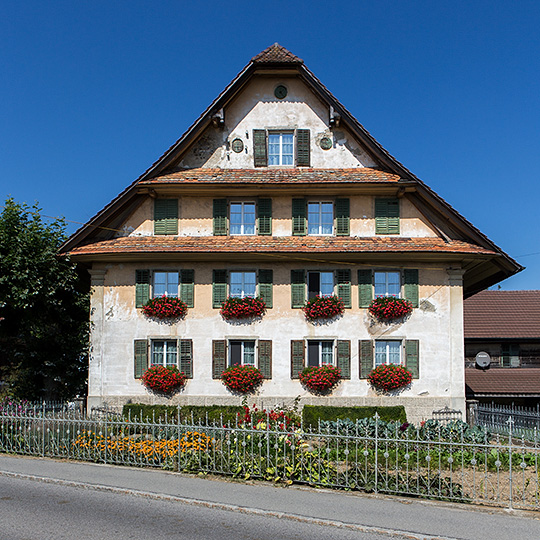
left=375, top=341, right=402, bottom=366
left=230, top=271, right=257, bottom=298
left=308, top=202, right=333, bottom=235
left=307, top=271, right=334, bottom=299
left=151, top=340, right=178, bottom=367
left=291, top=269, right=351, bottom=308
left=308, top=340, right=334, bottom=366
left=501, top=344, right=520, bottom=367
left=153, top=271, right=179, bottom=298
left=229, top=340, right=256, bottom=366
left=268, top=132, right=294, bottom=166
left=154, top=199, right=178, bottom=235
left=230, top=202, right=256, bottom=235
left=374, top=271, right=401, bottom=298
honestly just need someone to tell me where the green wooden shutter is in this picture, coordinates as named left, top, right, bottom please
left=212, top=340, right=227, bottom=379
left=213, top=199, right=228, bottom=236
left=291, top=340, right=305, bottom=379
left=258, top=340, right=272, bottom=379
left=335, top=198, right=350, bottom=236
left=154, top=199, right=178, bottom=235
left=291, top=270, right=306, bottom=308
left=180, top=269, right=194, bottom=308
left=258, top=269, right=273, bottom=309
left=257, top=198, right=272, bottom=235
left=134, top=340, right=148, bottom=379
left=358, top=269, right=373, bottom=308
left=336, top=269, right=351, bottom=308
left=405, top=340, right=419, bottom=379
left=403, top=269, right=419, bottom=308
left=292, top=198, right=307, bottom=236
left=359, top=340, right=373, bottom=378
left=179, top=339, right=193, bottom=378
left=135, top=270, right=150, bottom=308
left=375, top=198, right=399, bottom=234
left=296, top=129, right=310, bottom=167
left=337, top=340, right=351, bottom=379
left=253, top=129, right=267, bottom=167
left=212, top=270, right=228, bottom=308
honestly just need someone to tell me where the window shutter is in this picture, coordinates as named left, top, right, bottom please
left=337, top=340, right=351, bottom=379
left=358, top=269, right=373, bottom=308
left=135, top=270, right=150, bottom=308
left=291, top=340, right=305, bottom=379
left=257, top=198, right=272, bottom=235
left=212, top=270, right=228, bottom=308
left=134, top=340, right=148, bottom=379
left=212, top=340, right=227, bottom=379
left=258, top=269, right=273, bottom=309
left=154, top=199, right=178, bottom=235
left=296, top=129, right=310, bottom=166
left=336, top=269, right=352, bottom=308
left=359, top=340, right=373, bottom=379
left=335, top=198, right=350, bottom=236
left=403, top=269, right=419, bottom=308
left=179, top=339, right=193, bottom=378
left=253, top=129, right=267, bottom=167
left=180, top=270, right=195, bottom=308
left=291, top=270, right=306, bottom=308
left=375, top=198, right=399, bottom=235
left=405, top=340, right=419, bottom=379
left=258, top=340, right=272, bottom=379
left=213, top=199, right=228, bottom=236
left=292, top=198, right=307, bottom=236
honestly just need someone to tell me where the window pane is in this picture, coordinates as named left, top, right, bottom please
left=230, top=203, right=242, bottom=235
left=388, top=272, right=400, bottom=297
left=268, top=134, right=280, bottom=165
left=374, top=271, right=400, bottom=298
left=243, top=203, right=255, bottom=234
left=243, top=341, right=255, bottom=365
left=166, top=273, right=178, bottom=297
left=375, top=341, right=387, bottom=366
left=282, top=134, right=293, bottom=165
left=244, top=272, right=256, bottom=297
left=308, top=341, right=319, bottom=367
left=388, top=341, right=401, bottom=364
left=321, top=203, right=333, bottom=234
left=230, top=341, right=242, bottom=366
left=166, top=341, right=178, bottom=366
left=230, top=272, right=243, bottom=298
left=154, top=272, right=166, bottom=297
left=321, top=341, right=333, bottom=364
left=320, top=272, right=334, bottom=296
left=152, top=341, right=164, bottom=366
left=308, top=202, right=320, bottom=234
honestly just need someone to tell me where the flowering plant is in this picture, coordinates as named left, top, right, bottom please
left=299, top=364, right=341, bottom=393
left=142, top=296, right=188, bottom=319
left=220, top=296, right=266, bottom=320
left=302, top=295, right=345, bottom=321
left=367, top=364, right=412, bottom=392
left=141, top=365, right=187, bottom=394
left=368, top=297, right=412, bottom=321
left=237, top=402, right=301, bottom=431
left=221, top=365, right=264, bottom=393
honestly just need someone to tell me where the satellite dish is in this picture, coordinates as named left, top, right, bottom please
left=475, top=351, right=491, bottom=369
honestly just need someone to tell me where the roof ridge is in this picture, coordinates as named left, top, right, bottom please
left=251, top=43, right=303, bottom=64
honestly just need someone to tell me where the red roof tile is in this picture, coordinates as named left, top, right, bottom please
left=465, top=368, right=540, bottom=395
left=69, top=236, right=495, bottom=257
left=142, top=168, right=401, bottom=185
left=251, top=43, right=303, bottom=64
left=464, top=290, right=540, bottom=339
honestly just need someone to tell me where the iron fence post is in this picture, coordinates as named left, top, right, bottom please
left=508, top=416, right=513, bottom=510
left=374, top=412, right=379, bottom=494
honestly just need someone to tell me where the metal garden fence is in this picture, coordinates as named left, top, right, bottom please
left=477, top=402, right=540, bottom=441
left=1, top=404, right=539, bottom=511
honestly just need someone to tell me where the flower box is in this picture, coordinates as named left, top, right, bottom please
left=142, top=296, right=188, bottom=319
left=302, top=295, right=345, bottom=321
left=220, top=297, right=266, bottom=320
left=221, top=365, right=264, bottom=393
left=141, top=365, right=187, bottom=394
left=367, top=364, right=412, bottom=392
left=299, top=364, right=341, bottom=394
left=368, top=297, right=412, bottom=321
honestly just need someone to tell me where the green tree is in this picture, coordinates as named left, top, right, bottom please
left=0, top=198, right=89, bottom=400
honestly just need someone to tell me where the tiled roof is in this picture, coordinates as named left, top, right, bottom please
left=141, top=168, right=402, bottom=185
left=465, top=368, right=540, bottom=395
left=251, top=43, right=303, bottom=64
left=464, top=290, right=540, bottom=339
left=68, top=236, right=495, bottom=257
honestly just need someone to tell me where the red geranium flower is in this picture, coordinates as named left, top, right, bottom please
left=299, top=364, right=341, bottom=393
left=368, top=297, right=412, bottom=321
left=142, top=296, right=188, bottom=319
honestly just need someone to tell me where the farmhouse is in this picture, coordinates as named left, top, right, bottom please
left=61, top=44, right=521, bottom=422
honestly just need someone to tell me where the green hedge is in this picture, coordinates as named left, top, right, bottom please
left=302, top=405, right=407, bottom=428
left=122, top=404, right=244, bottom=425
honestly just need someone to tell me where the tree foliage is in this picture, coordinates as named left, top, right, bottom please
left=0, top=198, right=89, bottom=400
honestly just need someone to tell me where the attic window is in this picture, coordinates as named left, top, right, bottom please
left=269, top=132, right=294, bottom=165
left=253, top=129, right=310, bottom=167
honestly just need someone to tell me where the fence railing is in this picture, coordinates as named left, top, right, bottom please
left=1, top=405, right=539, bottom=511
left=476, top=403, right=540, bottom=440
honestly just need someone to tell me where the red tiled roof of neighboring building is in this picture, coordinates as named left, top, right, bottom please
left=465, top=368, right=540, bottom=395
left=141, top=168, right=402, bottom=185
left=464, top=290, right=540, bottom=339
left=68, top=236, right=496, bottom=257
left=251, top=43, right=303, bottom=64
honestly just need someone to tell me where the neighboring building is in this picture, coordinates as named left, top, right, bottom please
left=60, top=44, right=521, bottom=422
left=464, top=290, right=540, bottom=407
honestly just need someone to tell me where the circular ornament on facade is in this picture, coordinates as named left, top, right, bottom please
left=231, top=138, right=244, bottom=153
left=320, top=136, right=332, bottom=150
left=274, top=84, right=288, bottom=99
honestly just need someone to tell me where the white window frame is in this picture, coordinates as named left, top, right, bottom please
left=307, top=340, right=335, bottom=367
left=268, top=131, right=294, bottom=166
left=228, top=339, right=256, bottom=367
left=230, top=201, right=256, bottom=236
left=307, top=271, right=334, bottom=299
left=375, top=340, right=402, bottom=367
left=151, top=340, right=178, bottom=367
left=229, top=271, right=257, bottom=298
left=153, top=271, right=179, bottom=298
left=308, top=201, right=334, bottom=236
left=374, top=270, right=401, bottom=298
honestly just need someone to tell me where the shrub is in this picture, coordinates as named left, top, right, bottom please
left=368, top=296, right=412, bottom=321
left=220, top=297, right=266, bottom=320
left=122, top=404, right=245, bottom=424
left=299, top=365, right=341, bottom=394
left=142, top=296, right=187, bottom=319
left=302, top=295, right=345, bottom=321
left=141, top=365, right=187, bottom=394
left=302, top=405, right=407, bottom=428
left=367, top=364, right=412, bottom=391
left=221, top=365, right=264, bottom=394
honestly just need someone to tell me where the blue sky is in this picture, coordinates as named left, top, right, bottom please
left=2, top=1, right=539, bottom=290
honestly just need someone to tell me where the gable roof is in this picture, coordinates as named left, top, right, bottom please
left=465, top=368, right=540, bottom=396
